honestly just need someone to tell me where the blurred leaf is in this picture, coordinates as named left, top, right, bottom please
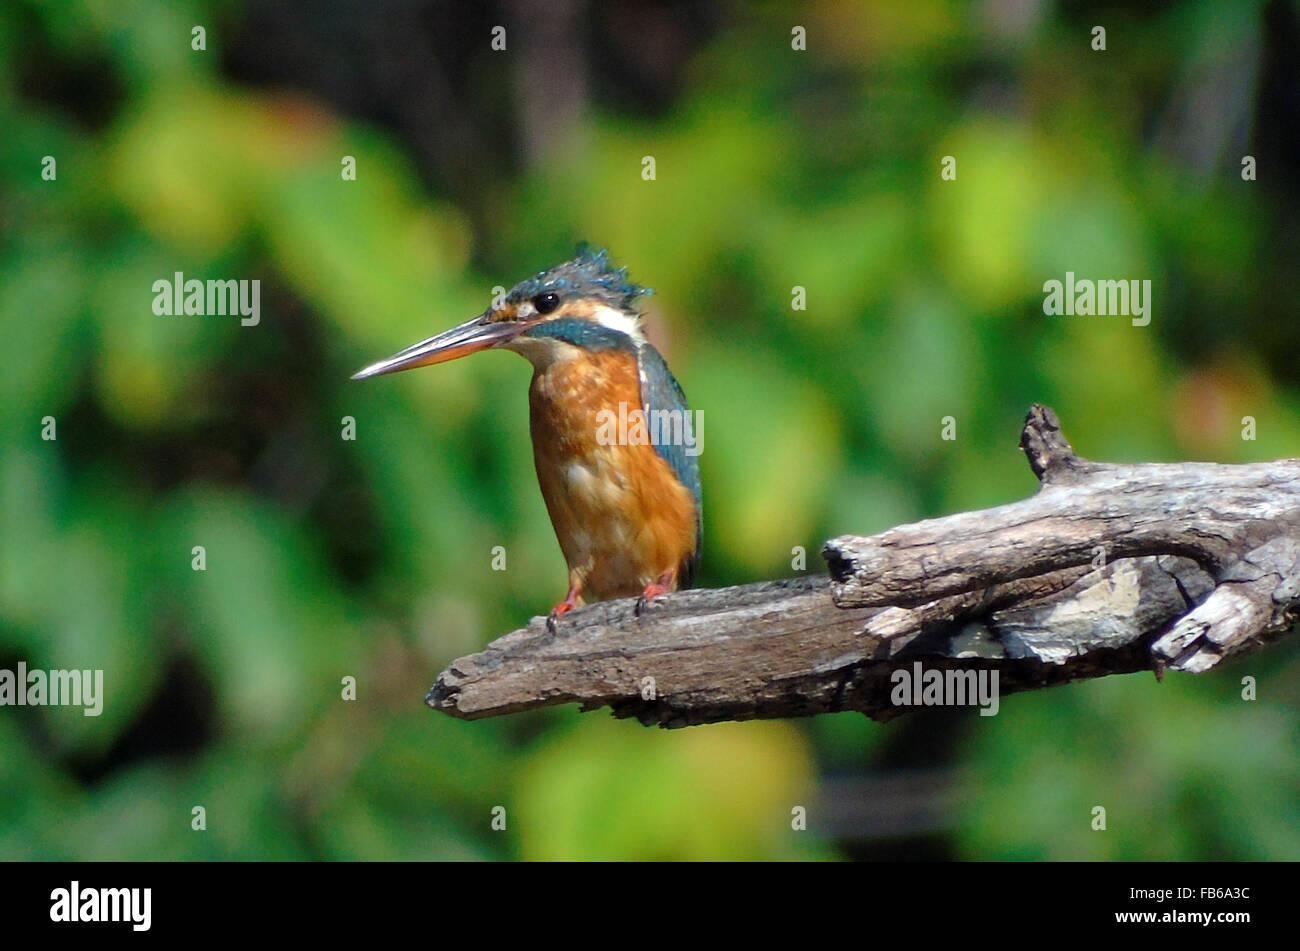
left=517, top=716, right=832, bottom=861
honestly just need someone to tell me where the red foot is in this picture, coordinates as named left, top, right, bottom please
left=635, top=572, right=676, bottom=617
left=547, top=583, right=583, bottom=632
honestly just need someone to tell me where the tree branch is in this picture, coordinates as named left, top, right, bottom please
left=427, top=405, right=1300, bottom=727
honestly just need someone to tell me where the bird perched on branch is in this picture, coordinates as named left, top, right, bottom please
left=353, top=248, right=701, bottom=628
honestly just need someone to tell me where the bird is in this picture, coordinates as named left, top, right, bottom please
left=352, top=247, right=701, bottom=628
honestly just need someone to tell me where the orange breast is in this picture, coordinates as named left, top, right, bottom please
left=529, top=349, right=698, bottom=601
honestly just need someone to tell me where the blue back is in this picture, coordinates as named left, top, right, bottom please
left=637, top=342, right=702, bottom=588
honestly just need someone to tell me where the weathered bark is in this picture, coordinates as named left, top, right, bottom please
left=427, top=405, right=1300, bottom=727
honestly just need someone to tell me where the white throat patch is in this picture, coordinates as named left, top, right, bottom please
left=589, top=304, right=646, bottom=346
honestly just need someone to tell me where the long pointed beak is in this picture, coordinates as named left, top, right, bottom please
left=351, top=312, right=525, bottom=380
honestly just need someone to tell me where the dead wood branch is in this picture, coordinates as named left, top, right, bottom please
left=426, top=405, right=1299, bottom=727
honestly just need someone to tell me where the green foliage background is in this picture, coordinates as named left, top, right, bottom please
left=1, top=0, right=1297, bottom=860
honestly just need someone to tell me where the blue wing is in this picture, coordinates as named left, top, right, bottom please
left=637, top=342, right=702, bottom=588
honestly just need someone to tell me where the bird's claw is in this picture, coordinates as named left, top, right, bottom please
left=634, top=581, right=673, bottom=618
left=547, top=597, right=578, bottom=634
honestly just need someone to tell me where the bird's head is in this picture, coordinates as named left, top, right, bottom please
left=351, top=247, right=652, bottom=380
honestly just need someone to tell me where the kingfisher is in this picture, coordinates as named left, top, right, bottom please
left=352, top=248, right=701, bottom=628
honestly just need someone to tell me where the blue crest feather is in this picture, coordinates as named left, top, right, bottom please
left=505, top=246, right=653, bottom=312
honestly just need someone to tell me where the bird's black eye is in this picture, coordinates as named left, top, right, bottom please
left=533, top=292, right=561, bottom=315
